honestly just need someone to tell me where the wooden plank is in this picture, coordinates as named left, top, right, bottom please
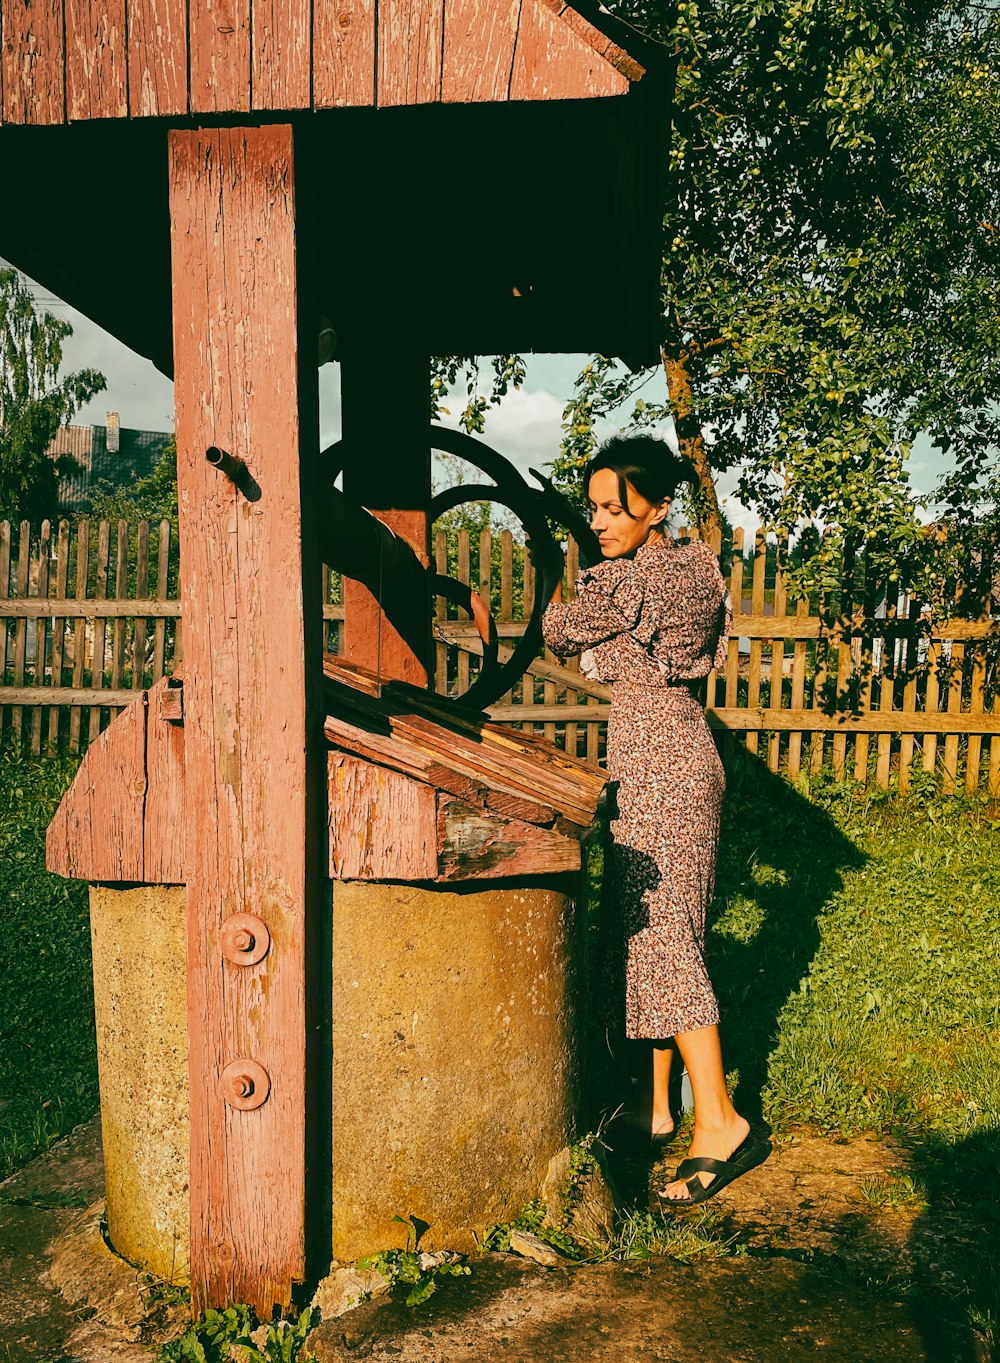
left=88, top=521, right=111, bottom=745
left=0, top=522, right=9, bottom=742
left=766, top=539, right=787, bottom=774
left=133, top=520, right=150, bottom=692
left=0, top=597, right=182, bottom=617
left=480, top=703, right=1000, bottom=734
left=313, top=0, right=376, bottom=107
left=1, top=685, right=139, bottom=706
left=499, top=528, right=514, bottom=707
left=509, top=0, right=629, bottom=100
left=563, top=539, right=579, bottom=759
left=896, top=592, right=919, bottom=793
left=434, top=530, right=449, bottom=695
left=521, top=549, right=535, bottom=733
left=328, top=752, right=437, bottom=879
left=251, top=0, right=310, bottom=108
left=442, top=0, right=519, bottom=103
left=941, top=642, right=964, bottom=794
left=785, top=592, right=809, bottom=782
left=744, top=530, right=765, bottom=758
left=66, top=0, right=127, bottom=120
left=188, top=0, right=250, bottom=113
left=723, top=527, right=743, bottom=771
left=45, top=520, right=70, bottom=753
left=143, top=679, right=188, bottom=881
left=875, top=595, right=897, bottom=791
left=437, top=795, right=581, bottom=880
left=1, top=0, right=64, bottom=123
left=152, top=520, right=171, bottom=682
left=68, top=520, right=89, bottom=752
left=377, top=0, right=443, bottom=105
left=921, top=640, right=941, bottom=777
left=170, top=123, right=322, bottom=1315
left=45, top=692, right=147, bottom=880
left=989, top=691, right=1000, bottom=803
left=831, top=560, right=854, bottom=782
left=109, top=521, right=128, bottom=720
left=965, top=638, right=988, bottom=794
left=852, top=564, right=876, bottom=786
left=726, top=614, right=997, bottom=642
left=127, top=0, right=188, bottom=115
left=29, top=520, right=52, bottom=755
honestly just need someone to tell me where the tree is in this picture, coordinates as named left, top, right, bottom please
left=547, top=0, right=1000, bottom=604
left=0, top=268, right=105, bottom=522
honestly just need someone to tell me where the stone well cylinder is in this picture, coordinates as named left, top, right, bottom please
left=89, top=873, right=584, bottom=1279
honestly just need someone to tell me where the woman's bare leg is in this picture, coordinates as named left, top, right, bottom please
left=650, top=1041, right=675, bottom=1135
left=658, top=1023, right=748, bottom=1199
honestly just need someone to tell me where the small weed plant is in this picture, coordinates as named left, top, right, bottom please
left=157, top=1306, right=313, bottom=1363
left=358, top=1216, right=471, bottom=1307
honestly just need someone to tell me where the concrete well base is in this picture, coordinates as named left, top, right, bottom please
left=87, top=875, right=582, bottom=1280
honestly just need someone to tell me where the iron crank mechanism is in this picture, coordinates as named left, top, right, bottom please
left=320, top=424, right=601, bottom=710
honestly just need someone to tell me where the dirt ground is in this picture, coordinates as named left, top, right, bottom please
left=0, top=1118, right=991, bottom=1363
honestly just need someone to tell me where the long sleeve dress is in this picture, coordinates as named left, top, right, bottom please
left=541, top=532, right=731, bottom=1039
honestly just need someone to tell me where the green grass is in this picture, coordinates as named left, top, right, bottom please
left=0, top=744, right=96, bottom=1179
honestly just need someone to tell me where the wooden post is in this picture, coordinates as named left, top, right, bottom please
left=341, top=358, right=432, bottom=686
left=169, top=124, right=323, bottom=1315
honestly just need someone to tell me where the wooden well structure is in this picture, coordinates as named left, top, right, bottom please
left=0, top=0, right=672, bottom=1316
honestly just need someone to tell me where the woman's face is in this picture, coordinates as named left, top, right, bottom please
left=588, top=468, right=669, bottom=558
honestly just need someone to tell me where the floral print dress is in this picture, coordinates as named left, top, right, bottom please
left=542, top=533, right=731, bottom=1039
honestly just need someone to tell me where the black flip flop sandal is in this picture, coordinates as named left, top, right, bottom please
left=657, top=1125, right=772, bottom=1207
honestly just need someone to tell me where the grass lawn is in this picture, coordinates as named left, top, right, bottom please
left=0, top=745, right=95, bottom=1180
left=709, top=762, right=1000, bottom=1144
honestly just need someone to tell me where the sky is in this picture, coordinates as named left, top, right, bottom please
left=9, top=261, right=953, bottom=537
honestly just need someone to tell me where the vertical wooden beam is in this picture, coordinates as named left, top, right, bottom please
left=169, top=123, right=322, bottom=1314
left=340, top=357, right=432, bottom=686
left=252, top=0, right=310, bottom=109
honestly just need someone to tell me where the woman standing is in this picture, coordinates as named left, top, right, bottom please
left=541, top=433, right=768, bottom=1203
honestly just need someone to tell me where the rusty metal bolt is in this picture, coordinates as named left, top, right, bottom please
left=219, top=913, right=270, bottom=966
left=221, top=1059, right=270, bottom=1111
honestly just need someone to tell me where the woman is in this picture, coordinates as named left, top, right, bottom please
left=541, top=433, right=769, bottom=1204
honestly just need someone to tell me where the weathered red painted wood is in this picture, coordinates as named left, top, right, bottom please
left=66, top=0, right=127, bottom=120
left=437, top=796, right=580, bottom=879
left=188, top=0, right=250, bottom=113
left=510, top=0, right=629, bottom=101
left=1, top=0, right=64, bottom=124
left=328, top=753, right=437, bottom=879
left=312, top=0, right=376, bottom=107
left=46, top=694, right=146, bottom=880
left=539, top=0, right=644, bottom=82
left=341, top=510, right=430, bottom=686
left=377, top=0, right=444, bottom=105
left=441, top=0, right=518, bottom=103
left=45, top=678, right=188, bottom=883
left=169, top=124, right=321, bottom=1313
left=144, top=681, right=188, bottom=883
left=252, top=0, right=310, bottom=109
left=126, top=0, right=188, bottom=115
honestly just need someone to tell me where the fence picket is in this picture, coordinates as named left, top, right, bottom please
left=68, top=519, right=90, bottom=753
left=46, top=520, right=71, bottom=753
left=0, top=515, right=996, bottom=792
left=88, top=521, right=111, bottom=744
left=30, top=521, right=52, bottom=755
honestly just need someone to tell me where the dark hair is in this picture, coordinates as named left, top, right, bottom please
left=584, top=433, right=694, bottom=520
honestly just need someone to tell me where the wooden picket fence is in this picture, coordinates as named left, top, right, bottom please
left=2, top=516, right=999, bottom=794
